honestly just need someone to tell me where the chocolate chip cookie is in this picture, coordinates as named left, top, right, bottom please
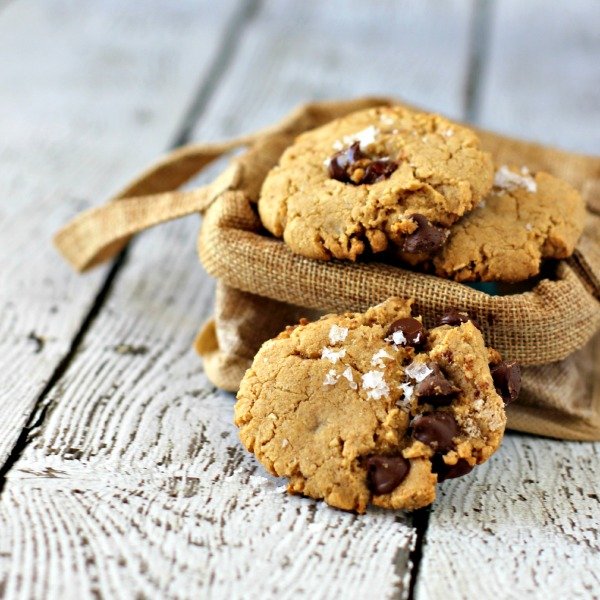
left=258, top=106, right=494, bottom=262
left=433, top=167, right=586, bottom=282
left=235, top=298, right=515, bottom=513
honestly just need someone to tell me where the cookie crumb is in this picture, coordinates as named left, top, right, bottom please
left=405, top=361, right=433, bottom=382
left=321, top=347, right=346, bottom=364
left=361, top=370, right=390, bottom=400
left=494, top=165, right=537, bottom=193
left=329, top=324, right=349, bottom=344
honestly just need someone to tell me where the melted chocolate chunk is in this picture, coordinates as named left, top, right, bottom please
left=328, top=142, right=397, bottom=185
left=438, top=308, right=482, bottom=331
left=490, top=360, right=521, bottom=405
left=411, top=412, right=460, bottom=452
left=387, top=317, right=426, bottom=347
left=402, top=214, right=448, bottom=254
left=431, top=456, right=474, bottom=482
left=361, top=159, right=398, bottom=184
left=364, top=455, right=411, bottom=495
left=414, top=363, right=460, bottom=405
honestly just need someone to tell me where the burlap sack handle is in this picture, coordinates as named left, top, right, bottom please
left=54, top=136, right=260, bottom=272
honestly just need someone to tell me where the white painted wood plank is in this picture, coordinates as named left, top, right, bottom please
left=0, top=0, right=238, bottom=465
left=0, top=2, right=477, bottom=598
left=416, top=436, right=600, bottom=599
left=192, top=0, right=476, bottom=141
left=478, top=0, right=600, bottom=153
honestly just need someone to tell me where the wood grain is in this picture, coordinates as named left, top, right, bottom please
left=0, top=1, right=477, bottom=598
left=0, top=0, right=238, bottom=466
left=416, top=435, right=600, bottom=598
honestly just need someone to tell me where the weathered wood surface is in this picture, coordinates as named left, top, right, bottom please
left=0, top=1, right=598, bottom=599
left=417, top=435, right=600, bottom=599
left=0, top=0, right=238, bottom=466
left=191, top=0, right=475, bottom=142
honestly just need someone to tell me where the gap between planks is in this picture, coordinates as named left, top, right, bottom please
left=0, top=0, right=260, bottom=493
left=406, top=2, right=495, bottom=594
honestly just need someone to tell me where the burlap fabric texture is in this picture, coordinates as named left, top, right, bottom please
left=55, top=97, right=600, bottom=441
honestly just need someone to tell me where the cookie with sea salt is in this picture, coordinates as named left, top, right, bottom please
left=258, top=106, right=494, bottom=262
left=433, top=167, right=586, bottom=282
left=235, top=298, right=515, bottom=513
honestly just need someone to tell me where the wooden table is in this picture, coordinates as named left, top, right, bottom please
left=1, top=1, right=598, bottom=598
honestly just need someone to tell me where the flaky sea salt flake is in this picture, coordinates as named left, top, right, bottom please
left=323, top=369, right=340, bottom=386
left=361, top=370, right=390, bottom=400
left=371, top=349, right=392, bottom=368
left=341, top=366, right=358, bottom=389
left=404, top=361, right=433, bottom=382
left=399, top=382, right=414, bottom=402
left=322, top=347, right=346, bottom=364
left=494, top=165, right=537, bottom=193
left=386, top=330, right=407, bottom=346
left=329, top=324, right=349, bottom=344
left=342, top=125, right=380, bottom=150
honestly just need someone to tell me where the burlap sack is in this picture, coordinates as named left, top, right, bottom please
left=55, top=97, right=600, bottom=441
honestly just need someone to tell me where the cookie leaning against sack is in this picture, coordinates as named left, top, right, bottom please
left=433, top=166, right=586, bottom=282
left=235, top=299, right=519, bottom=513
left=258, top=106, right=494, bottom=262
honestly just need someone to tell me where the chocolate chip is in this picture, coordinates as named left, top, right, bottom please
left=412, top=412, right=460, bottom=452
left=490, top=361, right=521, bottom=405
left=439, top=308, right=482, bottom=331
left=414, top=363, right=460, bottom=405
left=387, top=317, right=426, bottom=347
left=328, top=142, right=397, bottom=185
left=361, top=159, right=398, bottom=184
left=328, top=142, right=362, bottom=182
left=364, top=455, right=411, bottom=495
left=431, top=456, right=474, bottom=482
left=402, top=214, right=448, bottom=254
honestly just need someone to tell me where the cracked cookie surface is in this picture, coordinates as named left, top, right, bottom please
left=433, top=167, right=586, bottom=282
left=258, top=106, right=494, bottom=262
left=235, top=298, right=510, bottom=513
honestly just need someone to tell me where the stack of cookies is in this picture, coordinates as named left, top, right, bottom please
left=234, top=106, right=585, bottom=513
left=258, top=105, right=585, bottom=282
